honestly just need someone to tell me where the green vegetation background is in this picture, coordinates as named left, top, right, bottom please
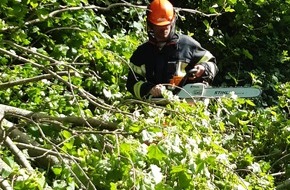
left=0, top=0, right=289, bottom=189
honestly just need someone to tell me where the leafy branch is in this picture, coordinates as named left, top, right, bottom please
left=0, top=1, right=221, bottom=32
left=0, top=104, right=108, bottom=189
left=0, top=46, right=132, bottom=116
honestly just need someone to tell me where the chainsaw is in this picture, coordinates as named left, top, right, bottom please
left=149, top=68, right=262, bottom=103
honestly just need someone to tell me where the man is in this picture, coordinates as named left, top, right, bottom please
left=126, top=0, right=218, bottom=99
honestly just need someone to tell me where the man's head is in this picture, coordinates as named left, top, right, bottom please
left=147, top=0, right=176, bottom=42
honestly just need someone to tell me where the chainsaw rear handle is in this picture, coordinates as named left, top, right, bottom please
left=177, top=68, right=198, bottom=87
left=187, top=68, right=198, bottom=75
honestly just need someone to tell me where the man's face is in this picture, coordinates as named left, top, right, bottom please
left=151, top=24, right=171, bottom=42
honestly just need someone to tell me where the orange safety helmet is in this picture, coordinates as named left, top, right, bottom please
left=147, top=0, right=175, bottom=26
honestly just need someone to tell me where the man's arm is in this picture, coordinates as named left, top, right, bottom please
left=126, top=63, right=155, bottom=99
left=193, top=46, right=218, bottom=83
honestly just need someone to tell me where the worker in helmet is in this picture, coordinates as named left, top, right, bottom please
left=126, top=0, right=218, bottom=98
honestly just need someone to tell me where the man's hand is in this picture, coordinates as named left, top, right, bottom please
left=194, top=65, right=205, bottom=77
left=149, top=84, right=165, bottom=97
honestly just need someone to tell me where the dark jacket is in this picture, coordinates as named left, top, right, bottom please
left=126, top=34, right=218, bottom=99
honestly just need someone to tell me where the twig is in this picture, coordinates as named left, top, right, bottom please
left=269, top=153, right=290, bottom=173
left=271, top=171, right=285, bottom=177
left=74, top=129, right=133, bottom=135
left=1, top=113, right=34, bottom=172
left=67, top=68, right=94, bottom=128
left=4, top=40, right=82, bottom=70
left=21, top=116, right=90, bottom=189
left=45, top=26, right=87, bottom=33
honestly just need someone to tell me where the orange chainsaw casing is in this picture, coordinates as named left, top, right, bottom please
left=169, top=76, right=183, bottom=86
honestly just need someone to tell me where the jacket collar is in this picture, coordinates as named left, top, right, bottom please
left=149, top=33, right=179, bottom=47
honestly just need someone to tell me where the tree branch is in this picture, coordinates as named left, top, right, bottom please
left=0, top=71, right=74, bottom=90
left=4, top=136, right=34, bottom=172
left=1, top=118, right=93, bottom=189
left=0, top=119, right=60, bottom=167
left=0, top=104, right=118, bottom=130
left=14, top=142, right=81, bottom=162
left=175, top=7, right=222, bottom=17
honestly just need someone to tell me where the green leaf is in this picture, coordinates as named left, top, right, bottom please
left=255, top=0, right=265, bottom=6
left=228, top=0, right=237, bottom=4
left=170, top=165, right=186, bottom=173
left=62, top=130, right=72, bottom=139
left=110, top=182, right=117, bottom=190
left=243, top=49, right=253, bottom=60
left=225, top=6, right=235, bottom=12
left=3, top=157, right=17, bottom=168
left=147, top=144, right=167, bottom=161
left=120, top=143, right=132, bottom=157
left=239, top=119, right=250, bottom=126
left=52, top=166, right=63, bottom=176
left=195, top=161, right=205, bottom=174
left=1, top=168, right=12, bottom=178
left=64, top=139, right=74, bottom=150
left=177, top=171, right=191, bottom=188
left=29, top=0, right=38, bottom=9
left=245, top=99, right=256, bottom=106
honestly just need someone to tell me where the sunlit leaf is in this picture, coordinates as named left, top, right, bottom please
left=147, top=144, right=167, bottom=161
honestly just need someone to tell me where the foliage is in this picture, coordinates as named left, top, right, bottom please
left=0, top=0, right=289, bottom=189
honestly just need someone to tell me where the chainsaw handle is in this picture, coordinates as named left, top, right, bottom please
left=187, top=68, right=198, bottom=75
